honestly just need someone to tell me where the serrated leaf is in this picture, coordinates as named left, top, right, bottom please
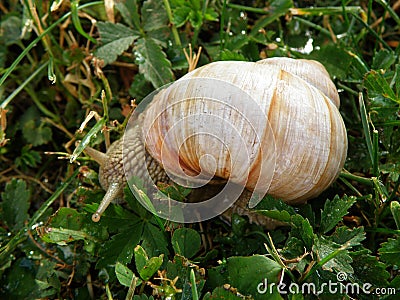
left=350, top=251, right=389, bottom=288
left=114, top=1, right=134, bottom=28
left=141, top=0, right=169, bottom=35
left=135, top=37, right=174, bottom=88
left=281, top=237, right=306, bottom=259
left=171, top=227, right=201, bottom=259
left=142, top=224, right=169, bottom=258
left=219, top=49, right=247, bottom=61
left=364, top=70, right=399, bottom=104
left=204, top=7, right=218, bottom=22
left=15, top=145, right=42, bottom=169
left=189, top=10, right=203, bottom=28
left=1, top=179, right=30, bottom=231
left=38, top=208, right=108, bottom=250
left=290, top=215, right=314, bottom=251
left=95, top=21, right=139, bottom=65
left=313, top=236, right=353, bottom=274
left=320, top=195, right=356, bottom=234
left=378, top=237, right=400, bottom=266
left=307, top=45, right=353, bottom=79
left=372, top=49, right=396, bottom=70
left=115, top=262, right=142, bottom=287
left=22, top=120, right=52, bottom=146
left=172, top=6, right=191, bottom=27
left=330, top=226, right=365, bottom=248
left=256, top=196, right=296, bottom=222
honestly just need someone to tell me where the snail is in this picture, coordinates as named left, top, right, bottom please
left=82, top=57, right=347, bottom=225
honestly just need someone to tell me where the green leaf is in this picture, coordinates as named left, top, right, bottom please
left=307, top=45, right=354, bottom=79
left=204, top=7, right=218, bottom=22
left=219, top=49, right=248, bottom=61
left=95, top=21, right=139, bottom=65
left=43, top=207, right=84, bottom=230
left=256, top=195, right=297, bottom=223
left=15, top=145, right=41, bottom=170
left=114, top=1, right=134, bottom=28
left=1, top=258, right=38, bottom=298
left=205, top=287, right=245, bottom=299
left=281, top=237, right=306, bottom=259
left=364, top=70, right=399, bottom=104
left=313, top=236, right=353, bottom=274
left=171, top=228, right=201, bottom=259
left=173, top=6, right=191, bottom=27
left=129, top=73, right=155, bottom=102
left=142, top=223, right=169, bottom=258
left=134, top=245, right=163, bottom=281
left=390, top=201, right=400, bottom=230
left=227, top=255, right=283, bottom=299
left=0, top=16, right=22, bottom=46
left=188, top=10, right=203, bottom=28
left=379, top=237, right=400, bottom=266
left=135, top=37, right=174, bottom=88
left=115, top=262, right=142, bottom=287
left=71, top=0, right=96, bottom=43
left=372, top=49, right=396, bottom=70
left=133, top=296, right=155, bottom=300
left=350, top=251, right=390, bottom=288
left=1, top=179, right=30, bottom=231
left=158, top=183, right=191, bottom=202
left=134, top=245, right=148, bottom=273
left=96, top=222, right=144, bottom=269
left=38, top=208, right=108, bottom=251
left=141, top=0, right=169, bottom=37
left=290, top=215, right=314, bottom=251
left=22, top=120, right=52, bottom=146
left=330, top=226, right=366, bottom=248
left=319, top=195, right=356, bottom=234
left=395, top=64, right=400, bottom=98
left=126, top=0, right=142, bottom=30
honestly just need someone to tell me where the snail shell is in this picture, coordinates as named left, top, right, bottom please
left=140, top=57, right=347, bottom=203
left=87, top=57, right=347, bottom=223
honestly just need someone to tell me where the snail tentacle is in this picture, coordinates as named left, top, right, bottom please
left=84, top=146, right=108, bottom=167
left=92, top=181, right=123, bottom=222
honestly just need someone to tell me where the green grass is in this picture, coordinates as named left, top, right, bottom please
left=1, top=0, right=400, bottom=299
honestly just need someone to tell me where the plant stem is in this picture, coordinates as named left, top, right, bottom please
left=359, top=93, right=375, bottom=168
left=339, top=170, right=373, bottom=186
left=190, top=269, right=199, bottom=300
left=162, top=0, right=182, bottom=47
left=1, top=62, right=48, bottom=109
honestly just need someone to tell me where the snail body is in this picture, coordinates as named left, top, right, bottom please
left=85, top=57, right=347, bottom=223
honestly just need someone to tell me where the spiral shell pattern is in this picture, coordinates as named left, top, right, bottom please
left=123, top=57, right=347, bottom=222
